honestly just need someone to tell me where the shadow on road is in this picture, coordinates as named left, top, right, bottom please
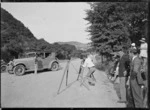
left=113, top=83, right=121, bottom=99
left=24, top=67, right=63, bottom=76
left=113, top=83, right=134, bottom=108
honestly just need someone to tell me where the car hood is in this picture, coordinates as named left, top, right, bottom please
left=13, top=57, right=35, bottom=62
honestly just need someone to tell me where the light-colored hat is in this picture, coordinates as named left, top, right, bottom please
left=139, top=38, right=146, bottom=42
left=131, top=43, right=135, bottom=46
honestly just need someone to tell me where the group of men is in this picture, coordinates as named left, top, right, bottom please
left=80, top=37, right=148, bottom=108
left=116, top=37, right=148, bottom=108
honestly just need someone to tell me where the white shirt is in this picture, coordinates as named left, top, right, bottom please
left=140, top=43, right=147, bottom=58
left=115, top=62, right=119, bottom=75
left=82, top=56, right=95, bottom=68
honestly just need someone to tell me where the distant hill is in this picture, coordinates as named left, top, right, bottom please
left=1, top=8, right=79, bottom=62
left=56, top=41, right=91, bottom=50
left=1, top=8, right=38, bottom=50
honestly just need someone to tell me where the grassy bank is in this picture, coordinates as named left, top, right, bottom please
left=94, top=55, right=113, bottom=74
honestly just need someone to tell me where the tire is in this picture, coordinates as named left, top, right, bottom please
left=51, top=62, right=59, bottom=71
left=13, top=65, right=25, bottom=76
left=8, top=70, right=13, bottom=74
left=1, top=65, right=7, bottom=73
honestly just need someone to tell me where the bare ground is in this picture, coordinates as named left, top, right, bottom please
left=1, top=59, right=126, bottom=108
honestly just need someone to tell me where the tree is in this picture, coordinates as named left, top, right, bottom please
left=85, top=2, right=148, bottom=57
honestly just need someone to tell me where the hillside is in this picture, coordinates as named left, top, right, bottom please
left=56, top=41, right=90, bottom=50
left=1, top=8, right=38, bottom=49
left=1, top=8, right=80, bottom=62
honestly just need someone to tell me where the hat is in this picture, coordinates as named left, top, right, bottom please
left=139, top=38, right=146, bottom=42
left=131, top=43, right=135, bottom=46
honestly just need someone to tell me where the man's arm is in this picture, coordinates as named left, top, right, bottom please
left=82, top=58, right=88, bottom=68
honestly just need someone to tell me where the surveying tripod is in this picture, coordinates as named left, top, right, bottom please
left=57, top=58, right=90, bottom=95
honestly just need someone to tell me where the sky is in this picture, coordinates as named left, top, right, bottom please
left=1, top=3, right=91, bottom=44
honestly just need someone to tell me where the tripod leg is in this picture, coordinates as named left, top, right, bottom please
left=77, top=66, right=82, bottom=81
left=57, top=60, right=69, bottom=94
left=66, top=69, right=69, bottom=86
left=66, top=60, right=71, bottom=86
left=80, top=76, right=90, bottom=90
left=77, top=65, right=90, bottom=90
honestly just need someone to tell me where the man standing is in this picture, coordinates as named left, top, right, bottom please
left=139, top=37, right=147, bottom=82
left=139, top=38, right=148, bottom=108
left=139, top=38, right=147, bottom=58
left=34, top=54, right=39, bottom=74
left=82, top=53, right=96, bottom=86
left=118, top=46, right=130, bottom=103
left=129, top=49, right=144, bottom=108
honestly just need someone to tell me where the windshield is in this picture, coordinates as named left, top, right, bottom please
left=26, top=53, right=36, bottom=58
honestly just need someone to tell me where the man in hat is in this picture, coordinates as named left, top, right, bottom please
left=131, top=43, right=136, bottom=49
left=129, top=48, right=144, bottom=108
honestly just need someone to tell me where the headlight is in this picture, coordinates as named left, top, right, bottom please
left=8, top=61, right=14, bottom=66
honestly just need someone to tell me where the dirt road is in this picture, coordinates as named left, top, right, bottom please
left=1, top=59, right=126, bottom=107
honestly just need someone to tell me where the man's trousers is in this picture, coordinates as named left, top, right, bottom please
left=86, top=67, right=96, bottom=83
left=119, top=77, right=127, bottom=101
left=130, top=78, right=143, bottom=108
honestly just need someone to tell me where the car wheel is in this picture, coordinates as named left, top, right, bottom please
left=13, top=65, right=25, bottom=76
left=1, top=65, right=7, bottom=73
left=51, top=62, right=59, bottom=71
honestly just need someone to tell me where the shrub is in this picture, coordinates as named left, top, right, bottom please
left=95, top=55, right=114, bottom=74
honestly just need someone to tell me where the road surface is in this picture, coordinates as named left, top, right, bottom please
left=1, top=59, right=126, bottom=107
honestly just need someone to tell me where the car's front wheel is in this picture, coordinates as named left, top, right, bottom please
left=51, top=62, right=59, bottom=71
left=13, top=65, right=25, bottom=76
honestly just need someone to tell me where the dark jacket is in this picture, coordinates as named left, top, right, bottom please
left=118, top=53, right=130, bottom=77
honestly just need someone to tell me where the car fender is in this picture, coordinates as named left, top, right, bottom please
left=48, top=60, right=59, bottom=69
left=14, top=63, right=27, bottom=70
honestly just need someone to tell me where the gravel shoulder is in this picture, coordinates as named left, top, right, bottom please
left=1, top=59, right=126, bottom=108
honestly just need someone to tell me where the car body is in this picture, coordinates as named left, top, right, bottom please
left=7, top=52, right=59, bottom=76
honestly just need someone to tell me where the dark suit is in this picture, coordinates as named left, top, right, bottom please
left=118, top=53, right=130, bottom=101
left=130, top=56, right=144, bottom=108
left=119, top=53, right=130, bottom=77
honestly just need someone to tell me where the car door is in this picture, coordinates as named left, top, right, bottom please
left=26, top=53, right=37, bottom=71
left=37, top=58, right=43, bottom=70
left=36, top=53, right=45, bottom=70
left=25, top=57, right=36, bottom=71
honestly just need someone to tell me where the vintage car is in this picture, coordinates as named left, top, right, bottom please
left=7, top=52, right=59, bottom=76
